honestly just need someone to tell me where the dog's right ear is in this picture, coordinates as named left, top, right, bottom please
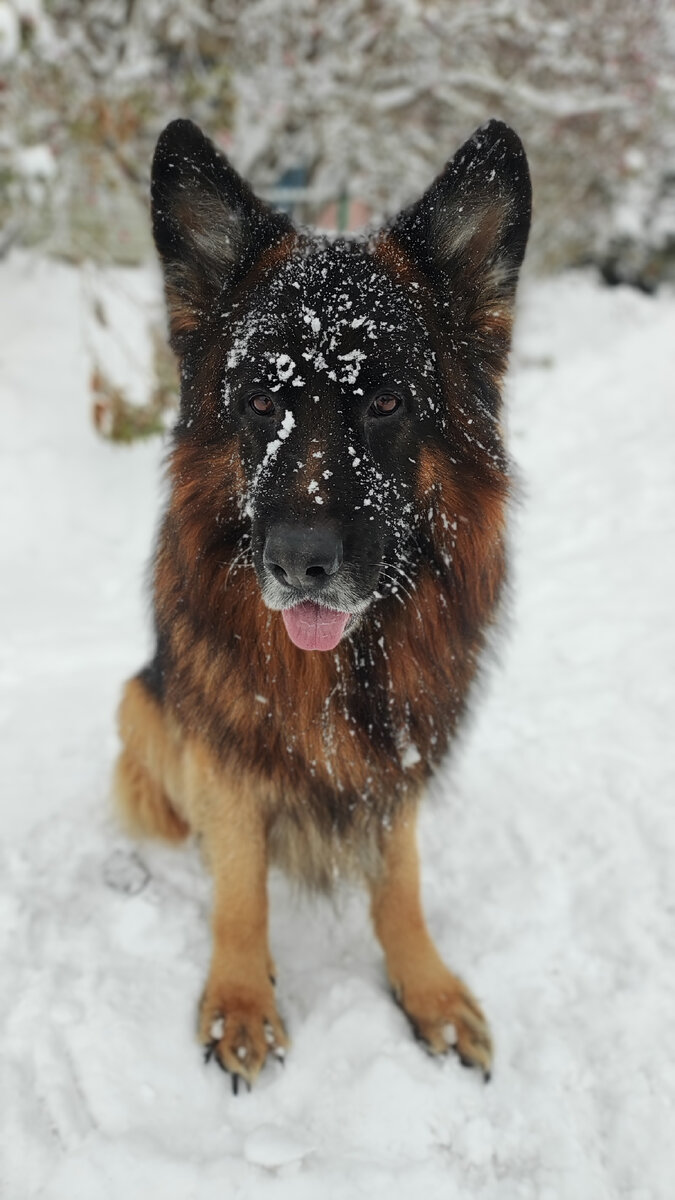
left=151, top=120, right=294, bottom=352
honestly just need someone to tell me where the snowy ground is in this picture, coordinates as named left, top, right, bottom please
left=1, top=254, right=674, bottom=1199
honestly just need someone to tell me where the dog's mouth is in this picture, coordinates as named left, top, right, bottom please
left=282, top=602, right=351, bottom=652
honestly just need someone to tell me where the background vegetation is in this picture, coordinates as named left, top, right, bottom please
left=2, top=0, right=673, bottom=434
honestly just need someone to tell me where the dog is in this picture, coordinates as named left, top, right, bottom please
left=114, top=117, right=531, bottom=1091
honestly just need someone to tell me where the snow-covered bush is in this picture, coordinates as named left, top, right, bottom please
left=227, top=0, right=675, bottom=276
left=0, top=0, right=234, bottom=262
left=1, top=0, right=673, bottom=276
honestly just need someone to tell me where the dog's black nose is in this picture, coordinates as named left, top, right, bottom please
left=263, top=522, right=343, bottom=591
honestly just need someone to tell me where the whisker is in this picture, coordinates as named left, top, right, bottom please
left=378, top=565, right=425, bottom=622
left=221, top=540, right=254, bottom=589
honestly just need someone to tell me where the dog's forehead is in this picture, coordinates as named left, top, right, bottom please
left=270, top=241, right=411, bottom=325
left=224, top=240, right=433, bottom=389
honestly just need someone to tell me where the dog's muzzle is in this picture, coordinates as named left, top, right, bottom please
left=263, top=521, right=343, bottom=593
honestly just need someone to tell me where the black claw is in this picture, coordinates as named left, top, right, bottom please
left=269, top=974, right=277, bottom=986
left=456, top=1050, right=492, bottom=1082
left=203, top=1035, right=257, bottom=1095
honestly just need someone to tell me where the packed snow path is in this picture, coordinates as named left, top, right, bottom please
left=1, top=256, right=673, bottom=1199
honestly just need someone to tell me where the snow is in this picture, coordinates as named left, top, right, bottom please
left=275, top=354, right=296, bottom=381
left=1, top=253, right=675, bottom=1198
left=243, top=1124, right=313, bottom=1168
left=246, top=407, right=297, bottom=519
left=279, top=408, right=295, bottom=438
left=400, top=744, right=421, bottom=769
left=0, top=2, right=19, bottom=65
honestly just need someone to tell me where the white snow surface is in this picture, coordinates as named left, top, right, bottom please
left=1, top=255, right=674, bottom=1198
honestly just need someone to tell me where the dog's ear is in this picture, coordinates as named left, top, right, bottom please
left=388, top=121, right=531, bottom=320
left=151, top=120, right=294, bottom=351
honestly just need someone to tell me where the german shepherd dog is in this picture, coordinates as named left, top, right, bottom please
left=114, top=118, right=531, bottom=1090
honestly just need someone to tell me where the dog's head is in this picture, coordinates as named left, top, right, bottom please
left=152, top=120, right=530, bottom=651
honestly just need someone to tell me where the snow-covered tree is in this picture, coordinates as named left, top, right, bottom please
left=1, top=0, right=673, bottom=277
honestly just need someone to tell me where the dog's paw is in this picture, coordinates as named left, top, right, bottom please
left=199, top=981, right=288, bottom=1091
left=395, top=972, right=493, bottom=1080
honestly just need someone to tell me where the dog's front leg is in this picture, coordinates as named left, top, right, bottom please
left=185, top=747, right=287, bottom=1089
left=370, top=804, right=493, bottom=1079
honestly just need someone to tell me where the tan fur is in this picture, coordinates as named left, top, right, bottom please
left=185, top=741, right=287, bottom=1085
left=115, top=677, right=189, bottom=843
left=369, top=805, right=492, bottom=1075
left=114, top=677, right=287, bottom=1085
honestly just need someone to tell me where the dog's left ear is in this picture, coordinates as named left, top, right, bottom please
left=151, top=119, right=294, bottom=352
left=386, top=120, right=531, bottom=318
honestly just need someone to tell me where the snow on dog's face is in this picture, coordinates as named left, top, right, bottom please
left=151, top=119, right=531, bottom=652
left=220, top=243, right=442, bottom=647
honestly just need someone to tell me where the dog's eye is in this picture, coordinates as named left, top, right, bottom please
left=370, top=392, right=401, bottom=417
left=249, top=394, right=275, bottom=416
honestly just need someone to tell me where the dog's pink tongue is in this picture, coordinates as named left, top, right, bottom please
left=282, top=602, right=349, bottom=651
